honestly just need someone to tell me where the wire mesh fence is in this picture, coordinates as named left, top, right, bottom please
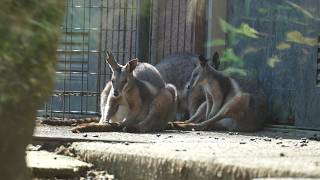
left=38, top=0, right=197, bottom=120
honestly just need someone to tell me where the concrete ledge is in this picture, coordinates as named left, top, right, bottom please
left=33, top=126, right=320, bottom=180
left=69, top=130, right=320, bottom=180
left=26, top=151, right=93, bottom=178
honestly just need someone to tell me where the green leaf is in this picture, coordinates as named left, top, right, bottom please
left=286, top=31, right=317, bottom=46
left=267, top=55, right=281, bottom=68
left=276, top=42, right=291, bottom=50
left=219, top=19, right=259, bottom=39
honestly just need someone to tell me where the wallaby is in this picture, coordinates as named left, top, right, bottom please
left=72, top=52, right=177, bottom=133
left=170, top=52, right=267, bottom=132
left=156, top=53, right=219, bottom=121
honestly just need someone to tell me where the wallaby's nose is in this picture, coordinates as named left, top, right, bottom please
left=113, top=90, right=119, bottom=96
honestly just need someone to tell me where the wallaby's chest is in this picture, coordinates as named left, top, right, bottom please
left=203, top=80, right=224, bottom=103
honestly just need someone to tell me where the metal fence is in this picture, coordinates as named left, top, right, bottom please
left=38, top=0, right=197, bottom=119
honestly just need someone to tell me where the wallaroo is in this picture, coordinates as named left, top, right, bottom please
left=72, top=51, right=177, bottom=133
left=168, top=52, right=268, bottom=132
left=156, top=53, right=220, bottom=121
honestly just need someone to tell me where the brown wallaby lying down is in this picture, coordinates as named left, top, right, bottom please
left=168, top=53, right=268, bottom=132
left=156, top=53, right=220, bottom=121
left=72, top=52, right=177, bottom=133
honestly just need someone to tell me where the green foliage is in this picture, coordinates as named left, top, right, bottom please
left=0, top=1, right=64, bottom=179
left=0, top=0, right=64, bottom=106
left=219, top=18, right=259, bottom=39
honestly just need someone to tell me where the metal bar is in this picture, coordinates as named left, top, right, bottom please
left=169, top=0, right=174, bottom=54
left=122, top=0, right=128, bottom=63
left=117, top=0, right=122, bottom=63
left=162, top=0, right=167, bottom=58
left=148, top=0, right=153, bottom=62
left=80, top=0, right=86, bottom=115
left=68, top=0, right=74, bottom=118
left=137, top=0, right=151, bottom=62
left=96, top=0, right=104, bottom=114
left=129, top=0, right=134, bottom=58
left=103, top=0, right=109, bottom=88
left=176, top=0, right=181, bottom=51
left=37, top=110, right=100, bottom=115
left=86, top=0, right=92, bottom=114
left=183, top=0, right=187, bottom=51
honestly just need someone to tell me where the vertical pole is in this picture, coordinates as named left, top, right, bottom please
left=136, top=0, right=151, bottom=62
left=207, top=0, right=227, bottom=57
left=194, top=0, right=207, bottom=55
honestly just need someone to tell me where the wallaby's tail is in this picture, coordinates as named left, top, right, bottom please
left=38, top=117, right=99, bottom=126
left=165, top=83, right=178, bottom=103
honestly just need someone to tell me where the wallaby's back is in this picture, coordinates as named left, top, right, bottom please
left=134, top=62, right=166, bottom=90
left=156, top=53, right=198, bottom=91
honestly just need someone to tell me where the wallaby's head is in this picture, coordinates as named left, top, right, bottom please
left=187, top=52, right=220, bottom=89
left=106, top=51, right=138, bottom=97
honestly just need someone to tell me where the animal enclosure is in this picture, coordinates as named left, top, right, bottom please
left=38, top=0, right=320, bottom=129
left=38, top=0, right=199, bottom=119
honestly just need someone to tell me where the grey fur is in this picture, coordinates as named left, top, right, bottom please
left=156, top=52, right=219, bottom=120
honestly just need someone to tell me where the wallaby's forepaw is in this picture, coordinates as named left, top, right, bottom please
left=71, top=122, right=122, bottom=133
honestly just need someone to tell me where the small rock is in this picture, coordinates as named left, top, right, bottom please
left=250, top=138, right=256, bottom=141
left=263, top=138, right=272, bottom=142
left=168, top=135, right=173, bottom=138
left=214, top=137, right=219, bottom=140
left=92, top=135, right=99, bottom=138
left=53, top=157, right=57, bottom=160
left=124, top=142, right=129, bottom=145
left=82, top=134, right=88, bottom=137
left=280, top=153, right=285, bottom=157
left=208, top=136, right=212, bottom=138
left=196, top=132, right=201, bottom=135
left=300, top=143, right=307, bottom=147
left=228, top=132, right=238, bottom=135
left=281, top=144, right=289, bottom=147
left=239, top=142, right=246, bottom=144
left=276, top=142, right=283, bottom=144
left=156, top=134, right=161, bottom=137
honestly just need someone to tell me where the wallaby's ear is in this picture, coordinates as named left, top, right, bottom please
left=212, top=52, right=220, bottom=69
left=125, top=58, right=139, bottom=73
left=106, top=51, right=120, bottom=70
left=198, top=54, right=207, bottom=68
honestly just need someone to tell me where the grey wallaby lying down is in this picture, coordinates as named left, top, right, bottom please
left=72, top=52, right=177, bottom=133
left=169, top=53, right=268, bottom=132
left=156, top=53, right=219, bottom=121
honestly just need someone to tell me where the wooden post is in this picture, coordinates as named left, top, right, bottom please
left=206, top=0, right=227, bottom=57
left=136, top=0, right=151, bottom=62
left=194, top=0, right=207, bottom=55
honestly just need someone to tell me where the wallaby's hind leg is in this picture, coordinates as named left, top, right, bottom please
left=71, top=122, right=122, bottom=133
left=100, top=81, right=112, bottom=123
left=185, top=101, right=206, bottom=123
left=171, top=94, right=249, bottom=131
left=137, top=90, right=175, bottom=133
left=197, top=93, right=249, bottom=130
